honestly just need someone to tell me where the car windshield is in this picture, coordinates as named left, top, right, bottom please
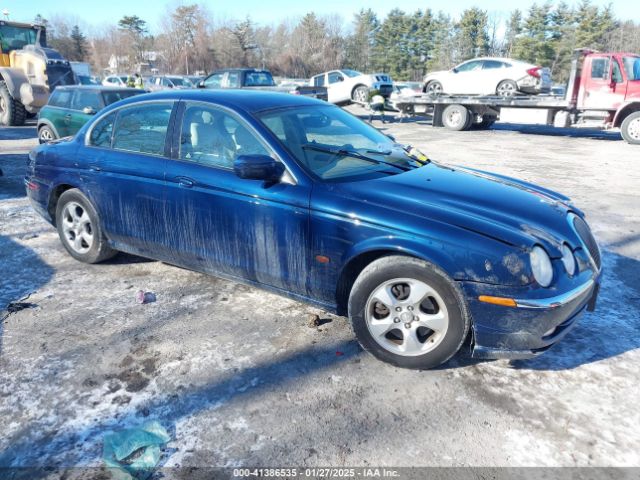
left=342, top=69, right=362, bottom=78
left=622, top=56, right=640, bottom=81
left=245, top=72, right=276, bottom=86
left=257, top=105, right=421, bottom=182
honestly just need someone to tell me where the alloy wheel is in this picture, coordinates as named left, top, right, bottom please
left=61, top=202, right=94, bottom=254
left=365, top=278, right=449, bottom=356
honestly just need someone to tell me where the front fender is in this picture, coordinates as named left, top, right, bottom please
left=342, top=233, right=533, bottom=287
left=613, top=101, right=640, bottom=127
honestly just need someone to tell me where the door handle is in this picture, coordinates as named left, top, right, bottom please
left=176, top=176, right=194, bottom=188
left=89, top=164, right=101, bottom=172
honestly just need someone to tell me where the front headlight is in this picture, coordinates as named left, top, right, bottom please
left=561, top=243, right=576, bottom=276
left=530, top=245, right=553, bottom=287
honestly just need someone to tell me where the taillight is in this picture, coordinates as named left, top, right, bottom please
left=527, top=67, right=541, bottom=78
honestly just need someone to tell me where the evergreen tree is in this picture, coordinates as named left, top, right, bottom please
left=70, top=25, right=88, bottom=61
left=345, top=9, right=378, bottom=72
left=512, top=3, right=555, bottom=66
left=504, top=10, right=523, bottom=57
left=454, top=8, right=489, bottom=62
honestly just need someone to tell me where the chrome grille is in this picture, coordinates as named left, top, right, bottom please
left=572, top=215, right=601, bottom=269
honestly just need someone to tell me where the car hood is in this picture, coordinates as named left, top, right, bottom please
left=340, top=162, right=579, bottom=256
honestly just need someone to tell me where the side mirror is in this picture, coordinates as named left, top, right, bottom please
left=234, top=155, right=285, bottom=182
left=452, top=68, right=458, bottom=73
left=83, top=106, right=96, bottom=115
left=198, top=81, right=205, bottom=88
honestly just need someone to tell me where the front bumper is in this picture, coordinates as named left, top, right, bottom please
left=462, top=274, right=600, bottom=359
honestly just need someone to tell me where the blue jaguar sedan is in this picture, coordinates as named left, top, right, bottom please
left=26, top=90, right=601, bottom=369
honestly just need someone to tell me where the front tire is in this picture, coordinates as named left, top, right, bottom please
left=348, top=256, right=469, bottom=369
left=424, top=81, right=443, bottom=97
left=496, top=80, right=518, bottom=97
left=55, top=189, right=116, bottom=264
left=621, top=111, right=640, bottom=145
left=351, top=85, right=369, bottom=104
left=38, top=125, right=57, bottom=143
left=0, top=80, right=27, bottom=126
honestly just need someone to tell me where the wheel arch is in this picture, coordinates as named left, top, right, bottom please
left=351, top=83, right=368, bottom=97
left=613, top=102, right=640, bottom=127
left=334, top=240, right=461, bottom=316
left=0, top=68, right=29, bottom=97
left=48, top=183, right=79, bottom=225
left=38, top=119, right=60, bottom=138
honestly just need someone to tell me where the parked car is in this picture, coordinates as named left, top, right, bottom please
left=199, top=68, right=327, bottom=101
left=26, top=90, right=601, bottom=369
left=310, top=69, right=393, bottom=104
left=37, top=85, right=146, bottom=143
left=423, top=57, right=552, bottom=96
left=102, top=75, right=130, bottom=87
left=147, top=75, right=195, bottom=91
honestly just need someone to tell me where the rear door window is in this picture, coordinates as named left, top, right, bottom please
left=313, top=75, right=325, bottom=87
left=71, top=90, right=102, bottom=111
left=482, top=60, right=506, bottom=69
left=112, top=103, right=173, bottom=156
left=48, top=90, right=72, bottom=108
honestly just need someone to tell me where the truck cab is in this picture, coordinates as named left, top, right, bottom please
left=575, top=52, right=640, bottom=142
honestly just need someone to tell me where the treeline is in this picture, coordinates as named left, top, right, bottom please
left=36, top=0, right=640, bottom=83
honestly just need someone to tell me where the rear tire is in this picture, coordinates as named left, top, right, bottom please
left=442, top=104, right=471, bottom=131
left=348, top=255, right=469, bottom=370
left=55, top=189, right=117, bottom=264
left=620, top=111, right=640, bottom=145
left=0, top=80, right=27, bottom=126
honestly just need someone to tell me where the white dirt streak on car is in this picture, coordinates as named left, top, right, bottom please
left=311, top=69, right=393, bottom=105
left=423, top=57, right=552, bottom=96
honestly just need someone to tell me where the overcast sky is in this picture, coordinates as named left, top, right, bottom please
left=3, top=0, right=638, bottom=31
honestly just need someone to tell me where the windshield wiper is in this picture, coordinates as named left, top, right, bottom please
left=302, top=144, right=411, bottom=172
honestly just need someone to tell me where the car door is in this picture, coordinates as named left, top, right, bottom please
left=44, top=89, right=73, bottom=137
left=163, top=101, right=311, bottom=293
left=481, top=60, right=508, bottom=94
left=582, top=56, right=627, bottom=110
left=68, top=89, right=102, bottom=135
left=81, top=101, right=176, bottom=255
left=449, top=60, right=484, bottom=94
left=327, top=71, right=346, bottom=103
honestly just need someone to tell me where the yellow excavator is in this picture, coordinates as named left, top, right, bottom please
left=0, top=19, right=75, bottom=126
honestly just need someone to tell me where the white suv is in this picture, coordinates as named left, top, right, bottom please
left=311, top=69, right=393, bottom=105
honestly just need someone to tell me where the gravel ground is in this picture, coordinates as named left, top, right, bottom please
left=0, top=111, right=639, bottom=473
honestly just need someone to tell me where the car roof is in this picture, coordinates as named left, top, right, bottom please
left=104, top=89, right=326, bottom=114
left=211, top=68, right=270, bottom=74
left=53, top=85, right=134, bottom=92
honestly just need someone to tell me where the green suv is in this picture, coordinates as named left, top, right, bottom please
left=37, top=86, right=145, bottom=143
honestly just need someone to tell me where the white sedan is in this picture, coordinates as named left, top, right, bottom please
left=423, top=57, right=551, bottom=96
